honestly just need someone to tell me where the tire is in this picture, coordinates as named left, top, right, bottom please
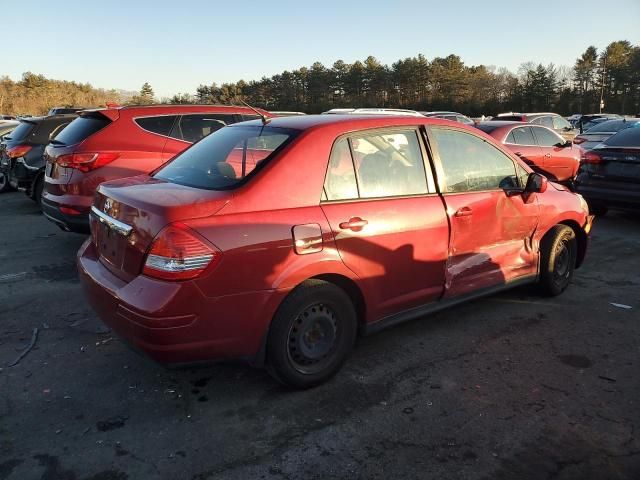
left=266, top=280, right=357, bottom=389
left=0, top=172, right=12, bottom=193
left=32, top=175, right=44, bottom=209
left=539, top=225, right=577, bottom=296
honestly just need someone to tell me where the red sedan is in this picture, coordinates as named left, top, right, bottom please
left=78, top=115, right=593, bottom=388
left=476, top=121, right=581, bottom=184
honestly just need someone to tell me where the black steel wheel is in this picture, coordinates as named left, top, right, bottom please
left=267, top=280, right=357, bottom=388
left=539, top=225, right=577, bottom=296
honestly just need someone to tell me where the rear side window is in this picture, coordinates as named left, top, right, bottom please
left=135, top=116, right=177, bottom=136
left=53, top=115, right=110, bottom=146
left=154, top=125, right=297, bottom=190
left=509, top=127, right=536, bottom=145
left=430, top=128, right=517, bottom=193
left=531, top=126, right=562, bottom=147
left=352, top=129, right=428, bottom=198
left=5, top=122, right=34, bottom=141
left=170, top=114, right=236, bottom=143
left=324, top=138, right=358, bottom=201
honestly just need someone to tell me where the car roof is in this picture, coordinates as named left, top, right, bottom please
left=83, top=104, right=269, bottom=116
left=477, top=120, right=525, bottom=127
left=233, top=114, right=460, bottom=132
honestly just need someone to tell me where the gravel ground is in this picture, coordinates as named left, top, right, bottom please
left=1, top=191, right=639, bottom=480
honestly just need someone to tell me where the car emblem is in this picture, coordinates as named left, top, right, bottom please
left=103, top=198, right=114, bottom=215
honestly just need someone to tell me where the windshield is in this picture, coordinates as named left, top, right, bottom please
left=602, top=126, right=640, bottom=147
left=474, top=124, right=501, bottom=133
left=4, top=121, right=34, bottom=141
left=154, top=125, right=298, bottom=190
left=53, top=115, right=110, bottom=146
left=587, top=120, right=639, bottom=134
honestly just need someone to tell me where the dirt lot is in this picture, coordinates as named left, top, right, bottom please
left=1, top=191, right=639, bottom=480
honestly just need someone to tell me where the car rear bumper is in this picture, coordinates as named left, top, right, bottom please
left=77, top=238, right=284, bottom=365
left=576, top=177, right=640, bottom=210
left=41, top=195, right=91, bottom=233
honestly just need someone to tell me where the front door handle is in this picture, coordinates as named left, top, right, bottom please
left=339, top=217, right=368, bottom=231
left=454, top=207, right=473, bottom=217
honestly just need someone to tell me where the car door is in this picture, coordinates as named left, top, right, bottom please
left=162, top=113, right=237, bottom=160
left=427, top=126, right=539, bottom=298
left=320, top=128, right=450, bottom=319
left=531, top=126, right=578, bottom=182
left=504, top=126, right=544, bottom=170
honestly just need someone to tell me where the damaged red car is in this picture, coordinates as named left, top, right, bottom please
left=78, top=115, right=593, bottom=388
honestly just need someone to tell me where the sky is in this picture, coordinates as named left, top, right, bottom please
left=4, top=0, right=639, bottom=98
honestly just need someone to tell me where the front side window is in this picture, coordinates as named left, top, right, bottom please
left=170, top=114, right=236, bottom=143
left=154, top=125, right=297, bottom=190
left=531, top=126, right=563, bottom=147
left=352, top=129, right=428, bottom=198
left=533, top=116, right=554, bottom=129
left=430, top=128, right=518, bottom=193
left=553, top=116, right=572, bottom=130
left=509, top=126, right=536, bottom=145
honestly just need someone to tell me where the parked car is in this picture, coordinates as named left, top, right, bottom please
left=574, top=113, right=621, bottom=132
left=496, top=112, right=578, bottom=141
left=47, top=107, right=87, bottom=115
left=0, top=115, right=17, bottom=121
left=322, top=108, right=425, bottom=116
left=475, top=121, right=580, bottom=184
left=0, top=114, right=77, bottom=198
left=78, top=114, right=592, bottom=388
left=43, top=104, right=270, bottom=233
left=576, top=125, right=640, bottom=216
left=573, top=118, right=640, bottom=151
left=270, top=111, right=307, bottom=117
left=0, top=121, right=19, bottom=192
left=420, top=111, right=474, bottom=125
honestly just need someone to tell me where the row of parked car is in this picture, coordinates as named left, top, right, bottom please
left=0, top=102, right=635, bottom=388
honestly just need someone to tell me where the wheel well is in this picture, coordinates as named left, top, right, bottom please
left=311, top=274, right=367, bottom=329
left=558, top=220, right=587, bottom=269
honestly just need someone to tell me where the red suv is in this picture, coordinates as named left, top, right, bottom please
left=42, top=104, right=270, bottom=232
left=78, top=115, right=593, bottom=388
left=476, top=121, right=581, bottom=184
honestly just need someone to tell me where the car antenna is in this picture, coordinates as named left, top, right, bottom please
left=240, top=100, right=270, bottom=125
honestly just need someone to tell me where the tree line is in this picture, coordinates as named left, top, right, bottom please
left=1, top=40, right=638, bottom=116
left=173, top=40, right=639, bottom=116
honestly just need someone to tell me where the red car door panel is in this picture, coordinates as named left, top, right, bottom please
left=428, top=127, right=539, bottom=298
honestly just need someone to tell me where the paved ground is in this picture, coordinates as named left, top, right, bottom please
left=1, top=190, right=639, bottom=480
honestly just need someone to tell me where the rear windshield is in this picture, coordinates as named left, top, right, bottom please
left=602, top=126, right=640, bottom=147
left=5, top=122, right=34, bottom=141
left=154, top=125, right=298, bottom=190
left=53, top=114, right=110, bottom=146
left=474, top=124, right=500, bottom=134
left=587, top=120, right=639, bottom=133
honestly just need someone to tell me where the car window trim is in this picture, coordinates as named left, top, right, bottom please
left=425, top=125, right=521, bottom=195
left=320, top=125, right=434, bottom=204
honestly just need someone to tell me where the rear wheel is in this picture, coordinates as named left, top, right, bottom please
left=539, top=225, right=577, bottom=296
left=0, top=172, right=12, bottom=193
left=266, top=280, right=357, bottom=389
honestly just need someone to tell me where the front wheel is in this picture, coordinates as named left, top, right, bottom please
left=539, top=225, right=577, bottom=296
left=266, top=280, right=357, bottom=389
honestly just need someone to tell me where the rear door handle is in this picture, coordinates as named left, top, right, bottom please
left=544, top=153, right=551, bottom=158
left=454, top=207, right=473, bottom=217
left=339, top=217, right=368, bottom=231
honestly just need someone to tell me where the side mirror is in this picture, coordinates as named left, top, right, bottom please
left=525, top=172, right=548, bottom=193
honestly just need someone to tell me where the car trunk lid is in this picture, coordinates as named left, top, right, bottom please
left=583, top=147, right=640, bottom=184
left=92, top=176, right=231, bottom=282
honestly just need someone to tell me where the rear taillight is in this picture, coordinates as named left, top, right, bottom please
left=573, top=137, right=586, bottom=144
left=582, top=151, right=602, bottom=164
left=7, top=144, right=32, bottom=158
left=142, top=223, right=221, bottom=281
left=55, top=152, right=119, bottom=172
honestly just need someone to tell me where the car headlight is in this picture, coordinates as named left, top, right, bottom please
left=576, top=193, right=589, bottom=213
